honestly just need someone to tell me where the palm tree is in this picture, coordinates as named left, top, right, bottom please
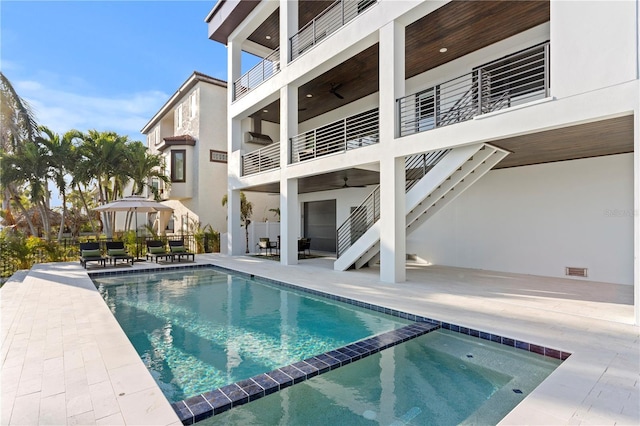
left=76, top=130, right=128, bottom=237
left=1, top=141, right=51, bottom=238
left=222, top=191, right=253, bottom=253
left=0, top=72, right=40, bottom=234
left=124, top=141, right=170, bottom=198
left=39, top=126, right=76, bottom=241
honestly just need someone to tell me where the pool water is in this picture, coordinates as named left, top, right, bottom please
left=94, top=268, right=410, bottom=402
left=204, top=330, right=561, bottom=426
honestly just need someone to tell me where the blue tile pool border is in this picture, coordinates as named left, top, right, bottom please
left=89, top=263, right=571, bottom=425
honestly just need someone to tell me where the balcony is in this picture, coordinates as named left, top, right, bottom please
left=290, top=108, right=379, bottom=164
left=290, top=0, right=377, bottom=61
left=398, top=42, right=550, bottom=137
left=242, top=142, right=280, bottom=176
left=233, top=47, right=280, bottom=101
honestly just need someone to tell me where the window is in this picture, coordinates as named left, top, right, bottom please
left=177, top=105, right=183, bottom=129
left=209, top=150, right=227, bottom=163
left=171, top=150, right=186, bottom=182
left=154, top=127, right=160, bottom=145
left=190, top=92, right=197, bottom=118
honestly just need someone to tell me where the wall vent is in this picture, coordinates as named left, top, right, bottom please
left=565, top=267, right=588, bottom=278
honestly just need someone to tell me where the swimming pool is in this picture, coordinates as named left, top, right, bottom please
left=93, top=266, right=563, bottom=424
left=94, top=268, right=412, bottom=402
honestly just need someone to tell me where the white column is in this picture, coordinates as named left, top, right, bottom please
left=227, top=189, right=244, bottom=255
left=280, top=178, right=299, bottom=265
left=634, top=107, right=639, bottom=325
left=227, top=38, right=242, bottom=105
left=379, top=20, right=406, bottom=283
left=279, top=83, right=299, bottom=265
left=280, top=0, right=298, bottom=65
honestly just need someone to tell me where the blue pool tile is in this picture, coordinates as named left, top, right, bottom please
left=470, top=329, right=480, bottom=338
left=292, top=360, right=319, bottom=378
left=236, top=379, right=265, bottom=402
left=502, top=337, right=515, bottom=347
left=479, top=331, right=491, bottom=340
left=326, top=350, right=351, bottom=365
left=450, top=324, right=460, bottom=332
left=515, top=340, right=529, bottom=350
left=219, top=384, right=249, bottom=406
left=252, top=374, right=280, bottom=395
left=441, top=322, right=451, bottom=330
left=266, top=369, right=294, bottom=388
left=183, top=395, right=213, bottom=423
left=490, top=334, right=501, bottom=343
left=529, top=344, right=545, bottom=356
left=561, top=352, right=571, bottom=361
left=280, top=365, right=306, bottom=383
left=304, top=357, right=331, bottom=374
left=202, top=389, right=232, bottom=414
left=544, top=348, right=562, bottom=359
left=460, top=326, right=470, bottom=335
left=171, top=401, right=194, bottom=425
left=314, top=353, right=341, bottom=370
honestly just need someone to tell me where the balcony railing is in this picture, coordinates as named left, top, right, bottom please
left=233, top=47, right=280, bottom=101
left=336, top=185, right=379, bottom=257
left=242, top=142, right=280, bottom=176
left=290, top=0, right=377, bottom=61
left=398, top=42, right=550, bottom=137
left=290, top=108, right=379, bottom=164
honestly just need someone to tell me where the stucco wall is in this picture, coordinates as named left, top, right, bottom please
left=407, top=154, right=634, bottom=285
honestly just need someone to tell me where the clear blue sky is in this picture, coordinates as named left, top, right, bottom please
left=1, top=0, right=229, bottom=142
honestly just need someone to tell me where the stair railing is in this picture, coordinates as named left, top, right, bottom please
left=336, top=185, right=380, bottom=257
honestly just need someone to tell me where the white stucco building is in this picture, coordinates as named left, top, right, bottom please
left=141, top=71, right=276, bottom=239
left=206, top=1, right=639, bottom=321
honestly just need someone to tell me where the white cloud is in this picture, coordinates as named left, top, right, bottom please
left=15, top=78, right=168, bottom=141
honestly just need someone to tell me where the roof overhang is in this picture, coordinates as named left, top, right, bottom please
left=156, top=135, right=197, bottom=152
left=205, top=0, right=261, bottom=45
left=140, top=71, right=227, bottom=134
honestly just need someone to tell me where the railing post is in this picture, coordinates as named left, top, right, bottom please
left=544, top=42, right=550, bottom=97
left=341, top=0, right=345, bottom=25
left=344, top=117, right=348, bottom=152
left=312, top=18, right=316, bottom=45
left=477, top=69, right=483, bottom=115
left=313, top=129, right=317, bottom=158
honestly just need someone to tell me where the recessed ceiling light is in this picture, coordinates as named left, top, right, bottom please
left=265, top=35, right=272, bottom=40
left=439, top=47, right=448, bottom=53
left=262, top=109, right=268, bottom=113
left=306, top=94, right=313, bottom=98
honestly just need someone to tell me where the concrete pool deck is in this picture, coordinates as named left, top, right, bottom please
left=1, top=254, right=638, bottom=425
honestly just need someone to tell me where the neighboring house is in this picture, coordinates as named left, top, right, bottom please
left=141, top=71, right=276, bottom=240
left=206, top=1, right=638, bottom=319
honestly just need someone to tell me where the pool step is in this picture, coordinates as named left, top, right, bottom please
left=171, top=321, right=440, bottom=425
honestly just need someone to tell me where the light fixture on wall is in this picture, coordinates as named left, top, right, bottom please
left=263, top=109, right=268, bottom=113
left=306, top=94, right=313, bottom=98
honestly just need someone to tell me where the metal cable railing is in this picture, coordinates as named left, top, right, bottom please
left=290, top=108, right=379, bottom=163
left=398, top=42, right=550, bottom=137
left=405, top=148, right=451, bottom=191
left=242, top=142, right=280, bottom=176
left=336, top=185, right=379, bottom=257
left=233, top=47, right=280, bottom=101
left=290, top=0, right=377, bottom=61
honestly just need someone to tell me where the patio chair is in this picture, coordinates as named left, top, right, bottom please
left=79, top=242, right=106, bottom=268
left=298, top=238, right=311, bottom=258
left=146, top=240, right=172, bottom=263
left=258, top=237, right=277, bottom=256
left=105, top=241, right=134, bottom=266
left=169, top=239, right=195, bottom=262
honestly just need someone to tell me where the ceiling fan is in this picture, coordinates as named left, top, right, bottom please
left=329, top=83, right=344, bottom=100
left=340, top=177, right=366, bottom=188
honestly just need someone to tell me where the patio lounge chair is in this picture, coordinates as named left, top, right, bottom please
left=105, top=241, right=134, bottom=266
left=169, top=240, right=195, bottom=262
left=146, top=240, right=172, bottom=263
left=79, top=242, right=106, bottom=268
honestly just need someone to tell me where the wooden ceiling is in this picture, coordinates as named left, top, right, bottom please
left=248, top=0, right=550, bottom=125
left=244, top=116, right=634, bottom=193
left=492, top=115, right=634, bottom=169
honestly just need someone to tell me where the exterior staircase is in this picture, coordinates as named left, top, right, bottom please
left=334, top=143, right=510, bottom=271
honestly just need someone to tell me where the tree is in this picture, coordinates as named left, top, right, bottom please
left=39, top=126, right=76, bottom=241
left=222, top=192, right=253, bottom=253
left=76, top=130, right=128, bottom=237
left=0, top=72, right=40, bottom=235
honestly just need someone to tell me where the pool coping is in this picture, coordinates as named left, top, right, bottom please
left=90, top=264, right=572, bottom=425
